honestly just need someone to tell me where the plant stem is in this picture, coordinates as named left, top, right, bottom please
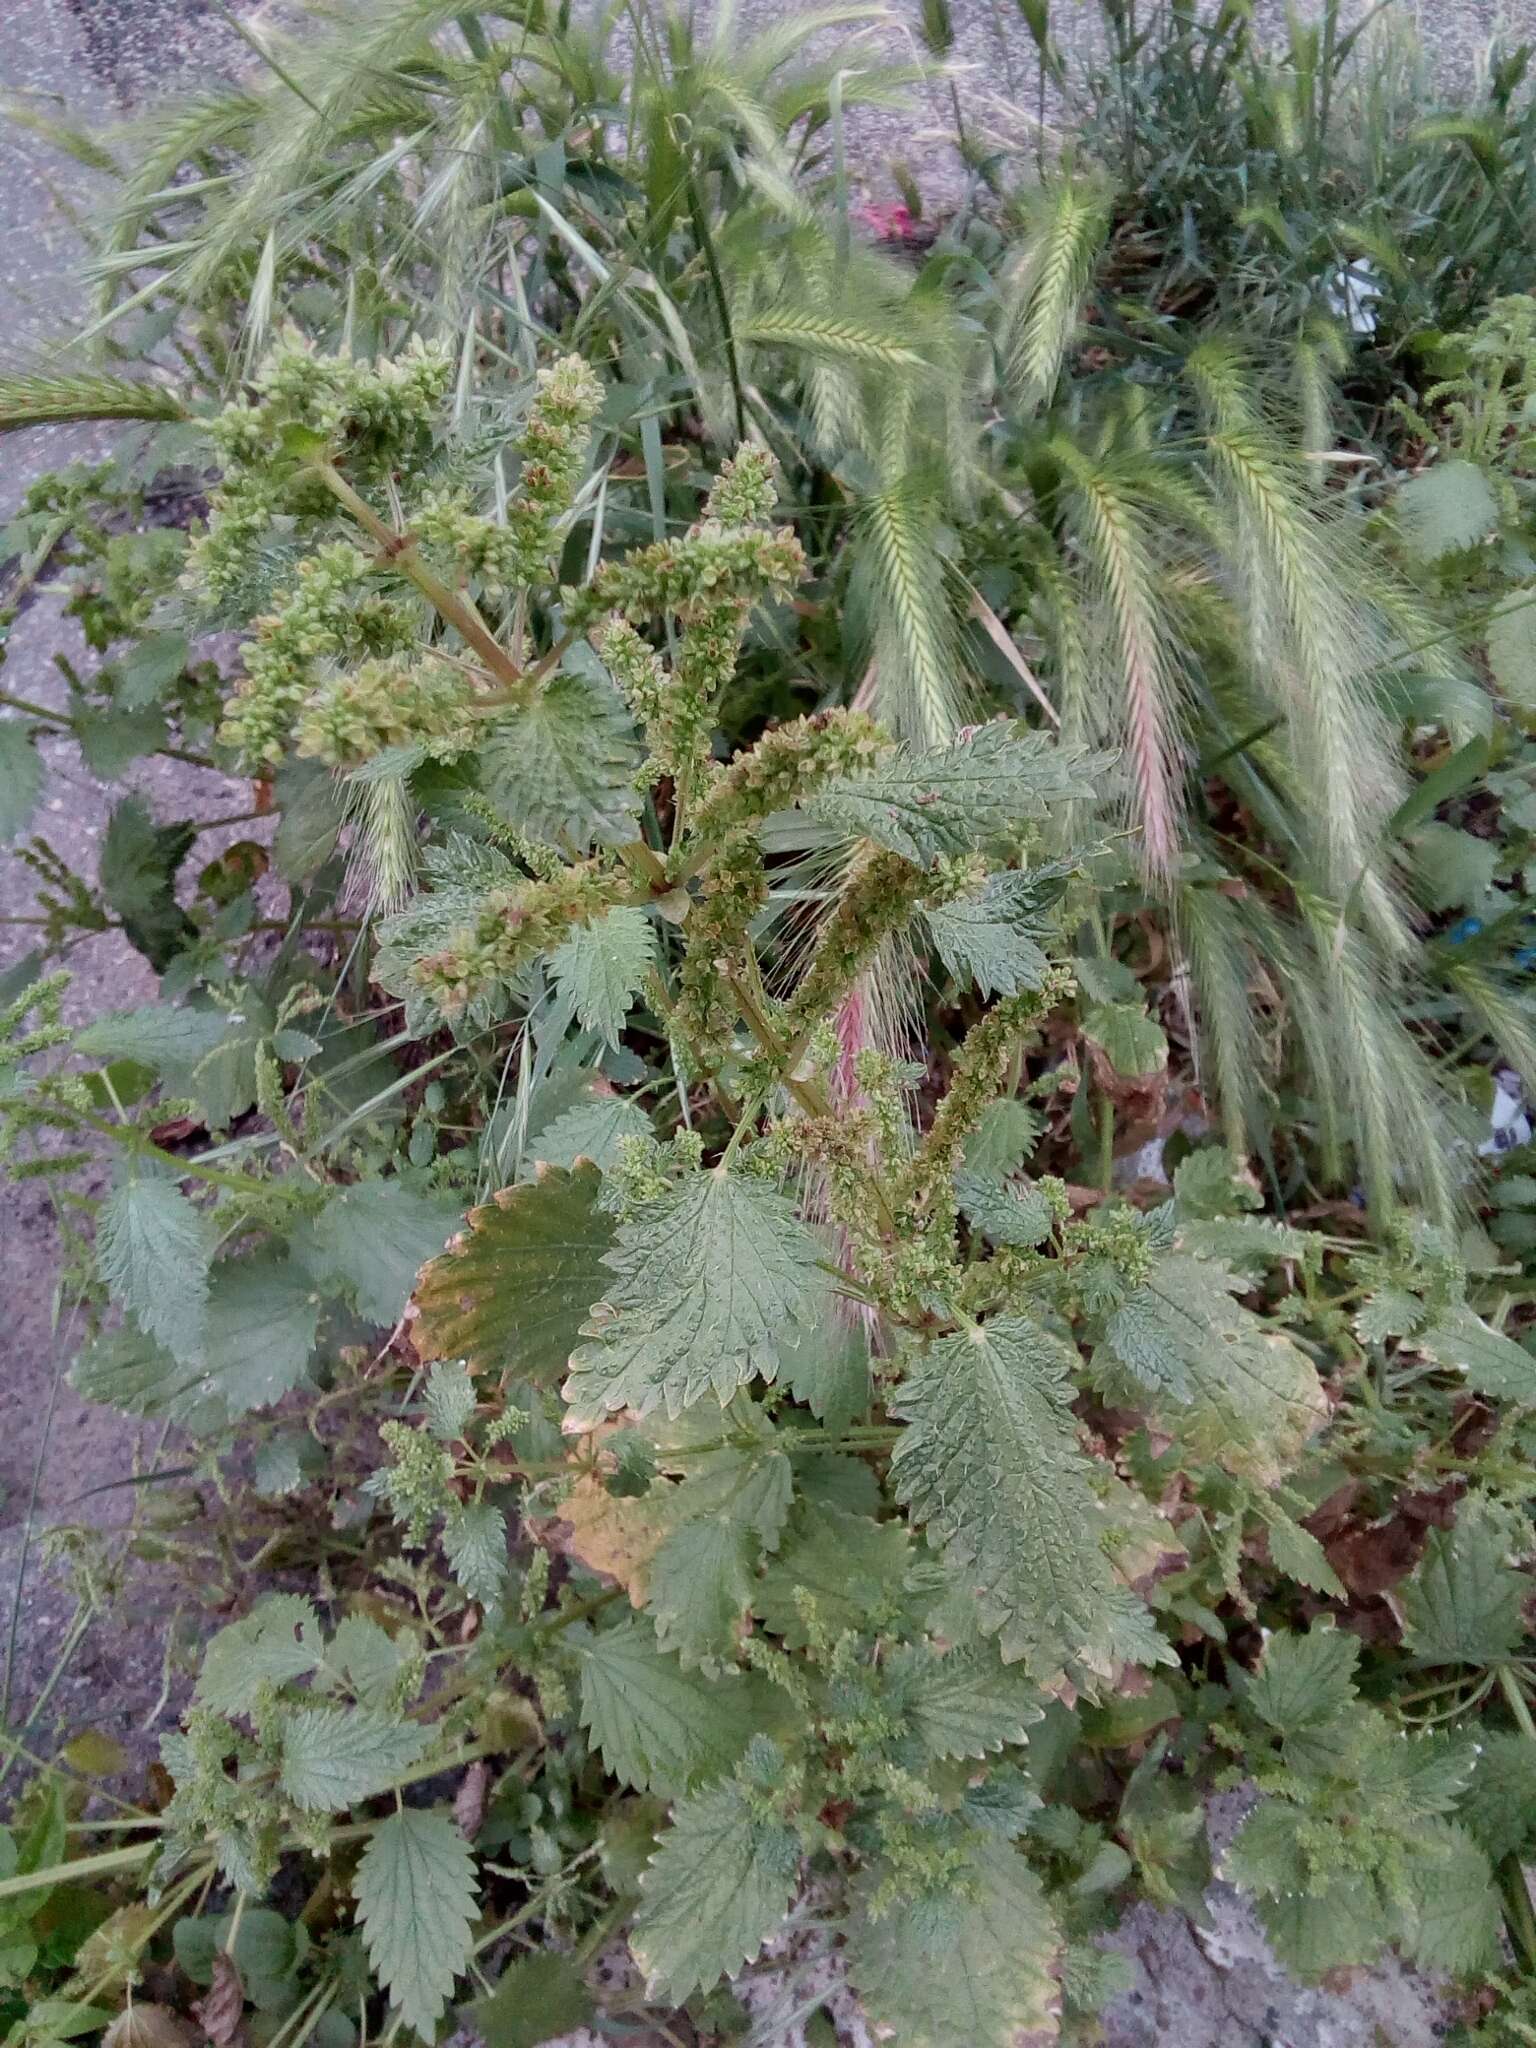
left=1502, top=1664, right=1536, bottom=1743
left=0, top=1838, right=157, bottom=1902
left=1097, top=1092, right=1115, bottom=1193
left=530, top=1586, right=622, bottom=1639
left=1502, top=1854, right=1536, bottom=1975
left=311, top=462, right=529, bottom=697
left=1495, top=1667, right=1536, bottom=1972
left=0, top=689, right=70, bottom=727
left=684, top=174, right=747, bottom=441
left=73, top=1104, right=306, bottom=1199
left=0, top=1606, right=92, bottom=1798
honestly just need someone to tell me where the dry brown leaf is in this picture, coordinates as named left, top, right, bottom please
left=192, top=1954, right=244, bottom=2047
left=103, top=2008, right=197, bottom=2048
left=454, top=1759, right=490, bottom=1840
left=546, top=1476, right=676, bottom=1604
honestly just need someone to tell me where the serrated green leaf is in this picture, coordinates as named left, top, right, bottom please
left=76, top=996, right=270, bottom=1130
left=925, top=869, right=1057, bottom=997
left=549, top=906, right=656, bottom=1044
left=955, top=1170, right=1053, bottom=1248
left=1412, top=822, right=1500, bottom=912
left=1110, top=1258, right=1328, bottom=1484
left=845, top=1841, right=1058, bottom=2048
left=576, top=1618, right=776, bottom=1797
left=197, top=1596, right=323, bottom=1715
left=780, top=1324, right=871, bottom=1433
left=202, top=1257, right=319, bottom=1415
left=1119, top=1738, right=1211, bottom=1913
left=659, top=1416, right=795, bottom=1550
left=414, top=1164, right=615, bottom=1386
left=115, top=629, right=189, bottom=708
left=1488, top=587, right=1536, bottom=709
left=890, top=1317, right=1122, bottom=1677
left=1353, top=1726, right=1478, bottom=1817
left=354, top=1808, right=478, bottom=2037
left=792, top=1453, right=879, bottom=1521
left=96, top=1175, right=214, bottom=1365
left=1419, top=1306, right=1536, bottom=1403
left=272, top=1028, right=323, bottom=1062
left=526, top=1095, right=652, bottom=1173
left=479, top=660, right=642, bottom=850
left=647, top=1515, right=756, bottom=1670
left=0, top=719, right=42, bottom=843
left=1061, top=1940, right=1136, bottom=2017
left=423, top=1361, right=477, bottom=1441
left=442, top=1500, right=507, bottom=1605
left=889, top=1646, right=1043, bottom=1760
left=1257, top=1879, right=1394, bottom=1978
left=630, top=1775, right=801, bottom=2002
left=1181, top=1211, right=1317, bottom=1270
left=1082, top=1001, right=1167, bottom=1079
left=1401, top=1503, right=1527, bottom=1667
left=99, top=795, right=195, bottom=972
left=1401, top=1820, right=1501, bottom=1974
left=330, top=1617, right=414, bottom=1710
left=1262, top=1508, right=1345, bottom=1599
left=808, top=722, right=1104, bottom=866
left=565, top=1171, right=824, bottom=1422
left=1395, top=458, right=1499, bottom=562
left=77, top=705, right=168, bottom=778
left=1456, top=1732, right=1536, bottom=1862
left=962, top=1099, right=1041, bottom=1178
left=70, top=1325, right=211, bottom=1426
left=1355, top=1287, right=1424, bottom=1344
left=1098, top=1290, right=1190, bottom=1400
left=300, top=1182, right=460, bottom=1327
left=272, top=757, right=344, bottom=881
left=1244, top=1626, right=1358, bottom=1734
left=1222, top=1798, right=1308, bottom=1896
left=279, top=1709, right=428, bottom=1813
left=253, top=1433, right=322, bottom=1497
left=754, top=1501, right=912, bottom=1647
left=1171, top=1147, right=1255, bottom=1219
left=466, top=1951, right=591, bottom=2048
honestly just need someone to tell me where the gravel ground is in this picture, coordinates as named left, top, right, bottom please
left=0, top=0, right=1514, bottom=2037
left=0, top=0, right=257, bottom=1784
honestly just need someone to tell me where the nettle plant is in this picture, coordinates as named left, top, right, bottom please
left=9, top=340, right=1536, bottom=2045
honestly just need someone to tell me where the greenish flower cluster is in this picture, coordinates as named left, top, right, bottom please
left=245, top=330, right=452, bottom=464
left=502, top=354, right=604, bottom=580
left=412, top=862, right=626, bottom=1019
left=702, top=445, right=780, bottom=526
left=294, top=652, right=473, bottom=768
left=160, top=1707, right=283, bottom=1894
left=896, top=974, right=1072, bottom=1263
left=567, top=523, right=804, bottom=633
left=220, top=542, right=421, bottom=764
left=1064, top=1204, right=1160, bottom=1314
left=672, top=834, right=770, bottom=1065
left=413, top=356, right=602, bottom=595
left=368, top=1420, right=457, bottom=1545
left=669, top=713, right=899, bottom=1065
left=593, top=615, right=671, bottom=741
left=604, top=1128, right=706, bottom=1213
left=191, top=336, right=452, bottom=605
left=686, top=708, right=888, bottom=842
left=782, top=849, right=931, bottom=1046
left=577, top=450, right=804, bottom=803
left=193, top=345, right=606, bottom=772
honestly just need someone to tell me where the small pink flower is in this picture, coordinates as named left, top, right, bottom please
left=856, top=201, right=917, bottom=242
